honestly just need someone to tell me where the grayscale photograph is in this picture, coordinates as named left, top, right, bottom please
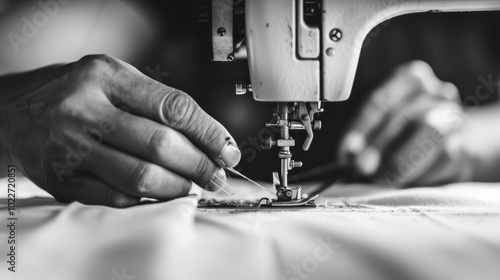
left=0, top=0, right=500, bottom=280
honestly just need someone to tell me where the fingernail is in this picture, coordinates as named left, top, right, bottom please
left=355, top=147, right=380, bottom=176
left=204, top=168, right=234, bottom=196
left=219, top=142, right=241, bottom=168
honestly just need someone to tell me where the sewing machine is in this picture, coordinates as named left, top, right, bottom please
left=201, top=0, right=500, bottom=207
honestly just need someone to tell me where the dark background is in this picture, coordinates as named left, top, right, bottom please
left=143, top=1, right=500, bottom=181
left=2, top=0, right=500, bottom=182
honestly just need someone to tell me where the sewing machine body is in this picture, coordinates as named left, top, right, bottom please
left=205, top=0, right=500, bottom=206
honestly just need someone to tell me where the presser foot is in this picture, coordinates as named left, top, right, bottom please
left=257, top=194, right=318, bottom=208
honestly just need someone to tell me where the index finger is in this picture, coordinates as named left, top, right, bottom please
left=148, top=87, right=241, bottom=168
left=88, top=55, right=241, bottom=168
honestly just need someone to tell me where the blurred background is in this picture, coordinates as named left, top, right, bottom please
left=1, top=0, right=499, bottom=182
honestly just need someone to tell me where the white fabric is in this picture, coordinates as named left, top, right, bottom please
left=1, top=177, right=499, bottom=280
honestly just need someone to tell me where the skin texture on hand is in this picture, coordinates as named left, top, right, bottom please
left=338, top=60, right=472, bottom=187
left=0, top=55, right=241, bottom=207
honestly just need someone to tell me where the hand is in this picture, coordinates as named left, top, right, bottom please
left=0, top=55, right=241, bottom=207
left=338, top=61, right=472, bottom=187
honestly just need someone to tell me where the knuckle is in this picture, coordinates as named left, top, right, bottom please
left=75, top=54, right=119, bottom=80
left=131, top=164, right=159, bottom=196
left=78, top=54, right=116, bottom=69
left=147, top=129, right=174, bottom=161
left=401, top=60, right=431, bottom=76
left=43, top=89, right=88, bottom=124
left=410, top=62, right=437, bottom=85
left=440, top=82, right=460, bottom=101
left=391, top=60, right=440, bottom=95
left=393, top=60, right=432, bottom=85
left=162, top=90, right=194, bottom=127
left=52, top=96, right=83, bottom=120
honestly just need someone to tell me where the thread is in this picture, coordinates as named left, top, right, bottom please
left=210, top=172, right=235, bottom=196
left=225, top=167, right=276, bottom=196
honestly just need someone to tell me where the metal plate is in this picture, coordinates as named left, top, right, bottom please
left=212, top=0, right=234, bottom=61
